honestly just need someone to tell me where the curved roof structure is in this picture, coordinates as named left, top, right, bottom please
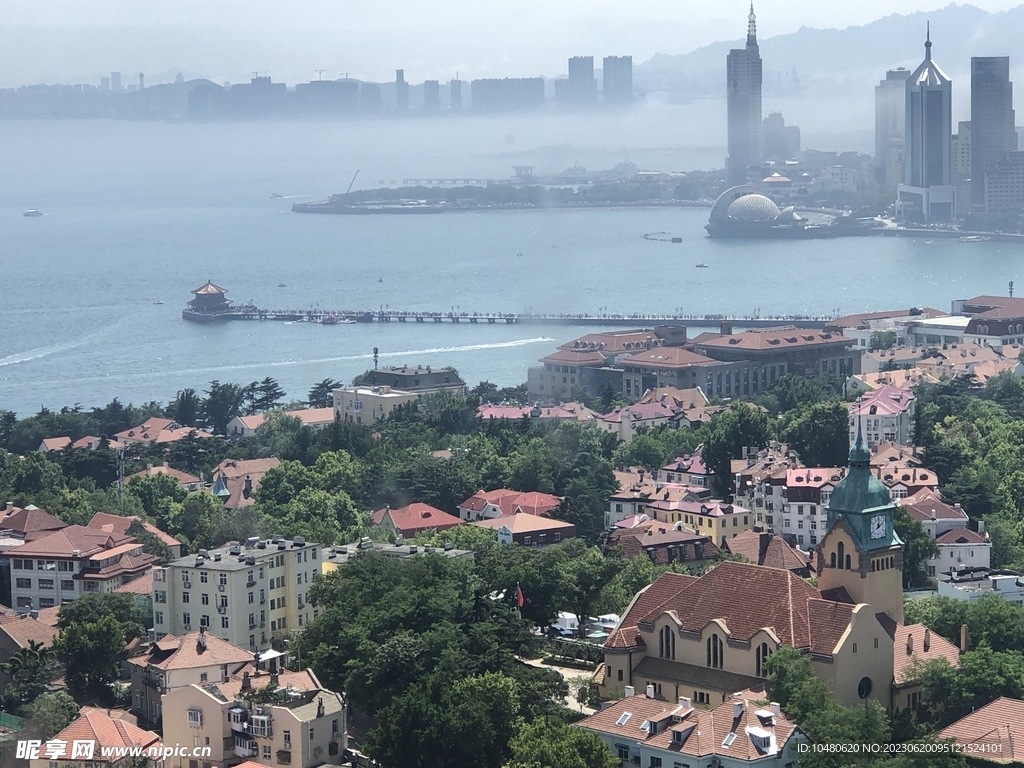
left=727, top=193, right=780, bottom=222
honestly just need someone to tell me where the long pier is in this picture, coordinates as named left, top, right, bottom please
left=183, top=307, right=830, bottom=330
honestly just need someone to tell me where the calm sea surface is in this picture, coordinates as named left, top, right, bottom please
left=0, top=114, right=1019, bottom=415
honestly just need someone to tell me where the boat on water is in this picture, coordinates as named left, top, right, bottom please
left=695, top=263, right=709, bottom=268
left=154, top=301, right=164, bottom=305
left=278, top=283, right=287, bottom=287
left=270, top=193, right=284, bottom=199
left=23, top=209, right=43, bottom=217
left=321, top=316, right=356, bottom=325
left=958, top=235, right=991, bottom=243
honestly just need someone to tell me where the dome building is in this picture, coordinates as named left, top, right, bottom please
left=705, top=184, right=810, bottom=238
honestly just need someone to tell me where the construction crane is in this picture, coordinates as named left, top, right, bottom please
left=346, top=170, right=360, bottom=194
left=314, top=69, right=328, bottom=81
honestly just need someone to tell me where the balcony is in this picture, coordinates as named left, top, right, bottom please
left=234, top=741, right=257, bottom=758
left=276, top=750, right=291, bottom=765
left=142, top=674, right=165, bottom=690
left=247, top=580, right=257, bottom=587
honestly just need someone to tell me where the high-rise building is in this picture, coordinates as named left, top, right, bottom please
left=726, top=4, right=763, bottom=186
left=603, top=56, right=633, bottom=105
left=423, top=79, right=440, bottom=114
left=971, top=56, right=1016, bottom=212
left=875, top=68, right=911, bottom=187
left=395, top=69, right=408, bottom=111
left=450, top=78, right=463, bottom=112
left=138, top=72, right=145, bottom=90
left=471, top=78, right=545, bottom=113
left=565, top=56, right=597, bottom=108
left=761, top=112, right=800, bottom=160
left=897, top=27, right=956, bottom=222
left=110, top=71, right=122, bottom=92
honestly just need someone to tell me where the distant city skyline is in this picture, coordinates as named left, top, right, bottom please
left=3, top=1, right=1024, bottom=88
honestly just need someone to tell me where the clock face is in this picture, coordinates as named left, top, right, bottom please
left=870, top=515, right=886, bottom=540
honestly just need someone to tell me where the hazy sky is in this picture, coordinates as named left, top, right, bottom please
left=2, top=0, right=1023, bottom=86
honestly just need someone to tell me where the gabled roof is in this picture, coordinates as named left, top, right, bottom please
left=851, top=385, right=914, bottom=416
left=661, top=451, right=709, bottom=477
left=88, top=512, right=182, bottom=548
left=619, top=347, right=726, bottom=370
left=372, top=503, right=463, bottom=535
left=127, top=464, right=202, bottom=486
left=212, top=457, right=281, bottom=480
left=936, top=528, right=989, bottom=545
left=8, top=525, right=133, bottom=558
left=132, top=631, right=253, bottom=672
left=787, top=467, right=844, bottom=489
left=471, top=513, right=575, bottom=535
left=939, top=696, right=1024, bottom=763
left=0, top=614, right=58, bottom=649
left=723, top=530, right=811, bottom=574
left=114, top=570, right=155, bottom=595
left=898, top=489, right=968, bottom=524
left=46, top=707, right=160, bottom=759
left=692, top=327, right=852, bottom=352
left=605, top=573, right=700, bottom=650
left=891, top=623, right=961, bottom=685
left=606, top=525, right=718, bottom=565
left=458, top=489, right=561, bottom=517
left=637, top=386, right=709, bottom=410
left=0, top=506, right=67, bottom=539
left=40, top=437, right=72, bottom=451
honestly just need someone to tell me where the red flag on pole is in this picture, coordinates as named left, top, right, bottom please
left=516, top=583, right=525, bottom=608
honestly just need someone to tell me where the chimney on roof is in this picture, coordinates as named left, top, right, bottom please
left=720, top=321, right=733, bottom=335
left=924, top=629, right=931, bottom=652
left=4, top=502, right=13, bottom=512
left=241, top=671, right=251, bottom=691
left=646, top=684, right=655, bottom=699
left=906, top=633, right=914, bottom=655
left=679, top=696, right=691, bottom=709
left=243, top=476, right=253, bottom=498
left=769, top=702, right=781, bottom=716
left=979, top=520, right=986, bottom=534
left=733, top=701, right=743, bottom=719
left=270, top=672, right=279, bottom=687
left=624, top=685, right=635, bottom=697
left=960, top=624, right=968, bottom=653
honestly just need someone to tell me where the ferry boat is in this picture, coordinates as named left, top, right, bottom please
left=958, top=235, right=991, bottom=243
left=23, top=209, right=43, bottom=217
left=695, top=263, right=709, bottom=268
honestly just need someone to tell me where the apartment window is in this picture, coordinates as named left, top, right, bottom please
left=200, top=673, right=208, bottom=682
left=262, top=746, right=271, bottom=759
left=219, top=573, right=227, bottom=586
left=222, top=617, right=229, bottom=629
left=15, top=578, right=30, bottom=589
left=309, top=727, right=314, bottom=740
left=874, top=638, right=879, bottom=649
left=156, top=611, right=164, bottom=624
left=283, top=731, right=291, bottom=748
left=650, top=758, right=662, bottom=768
left=183, top=592, right=190, bottom=603
left=853, top=643, right=858, bottom=654
left=84, top=581, right=98, bottom=592
left=523, top=536, right=532, bottom=546
left=60, top=580, right=74, bottom=591
left=200, top=571, right=208, bottom=583
left=16, top=597, right=32, bottom=608
left=39, top=560, right=55, bottom=571
left=183, top=612, right=191, bottom=626
left=201, top=615, right=210, bottom=627
left=201, top=593, right=209, bottom=605
left=249, top=592, right=254, bottom=604
left=554, top=532, right=561, bottom=542
left=182, top=571, right=190, bottom=583
left=706, top=634, right=723, bottom=669
left=38, top=579, right=54, bottom=590
left=250, top=635, right=256, bottom=649
left=58, top=561, right=73, bottom=571
left=39, top=598, right=54, bottom=608
left=187, top=709, right=203, bottom=727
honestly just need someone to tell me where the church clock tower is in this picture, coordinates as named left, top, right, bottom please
left=816, top=424, right=905, bottom=623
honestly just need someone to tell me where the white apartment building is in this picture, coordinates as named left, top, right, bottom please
left=849, top=385, right=915, bottom=450
left=153, top=537, right=322, bottom=652
left=933, top=528, right=992, bottom=574
left=162, top=668, right=345, bottom=768
left=938, top=567, right=1024, bottom=606
left=332, top=385, right=418, bottom=424
left=9, top=525, right=158, bottom=611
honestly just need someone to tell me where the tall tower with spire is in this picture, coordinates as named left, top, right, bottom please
left=726, top=3, right=763, bottom=185
left=896, top=24, right=955, bottom=222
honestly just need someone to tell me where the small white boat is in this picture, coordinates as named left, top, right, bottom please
left=23, top=209, right=43, bottom=217
left=695, top=263, right=709, bottom=268
left=958, top=235, right=991, bottom=243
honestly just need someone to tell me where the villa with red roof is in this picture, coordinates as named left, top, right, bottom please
left=127, top=463, right=204, bottom=492
left=372, top=503, right=463, bottom=538
left=88, top=511, right=183, bottom=558
left=657, top=451, right=712, bottom=488
left=0, top=502, right=68, bottom=543
left=598, top=401, right=680, bottom=442
left=939, top=696, right=1024, bottom=764
left=115, top=417, right=214, bottom=445
left=471, top=513, right=575, bottom=547
left=849, top=384, right=915, bottom=449
left=578, top=689, right=805, bottom=768
left=27, top=706, right=160, bottom=768
left=225, top=407, right=336, bottom=439
left=457, top=488, right=562, bottom=521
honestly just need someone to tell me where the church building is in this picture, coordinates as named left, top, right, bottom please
left=600, top=426, right=932, bottom=709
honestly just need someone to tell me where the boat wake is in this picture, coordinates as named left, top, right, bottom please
left=0, top=320, right=128, bottom=368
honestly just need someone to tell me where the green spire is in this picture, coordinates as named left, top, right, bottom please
left=849, top=416, right=870, bottom=466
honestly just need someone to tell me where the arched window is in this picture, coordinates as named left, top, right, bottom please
left=837, top=542, right=845, bottom=569
left=756, top=642, right=772, bottom=677
left=659, top=625, right=675, bottom=660
left=706, top=634, right=723, bottom=669
left=845, top=554, right=852, bottom=570
left=830, top=552, right=837, bottom=568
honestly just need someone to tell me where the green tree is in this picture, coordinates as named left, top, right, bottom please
left=19, top=691, right=80, bottom=740
left=127, top=519, right=173, bottom=560
left=893, top=507, right=939, bottom=588
left=170, top=491, right=227, bottom=551
left=55, top=613, right=126, bottom=697
left=57, top=592, right=145, bottom=642
left=308, top=378, right=342, bottom=409
left=0, top=640, right=59, bottom=713
left=252, top=377, right=287, bottom=413
left=126, top=472, right=187, bottom=531
left=702, top=403, right=771, bottom=497
left=508, top=720, right=618, bottom=768
left=780, top=400, right=850, bottom=468
left=869, top=331, right=898, bottom=351
left=168, top=388, right=202, bottom=426
left=202, top=380, right=245, bottom=434
left=558, top=541, right=623, bottom=637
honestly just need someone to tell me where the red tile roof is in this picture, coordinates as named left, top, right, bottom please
left=471, top=513, right=575, bottom=535
left=131, top=631, right=253, bottom=672
left=372, top=503, right=463, bottom=536
left=0, top=506, right=67, bottom=539
left=619, top=347, right=726, bottom=370
left=212, top=457, right=281, bottom=480
left=559, top=330, right=663, bottom=355
left=9, top=525, right=134, bottom=558
left=661, top=452, right=710, bottom=477
left=938, top=696, right=1024, bottom=763
left=723, top=530, right=811, bottom=574
left=88, top=512, right=181, bottom=548
left=113, top=570, right=154, bottom=595
left=539, top=348, right=606, bottom=366
left=0, top=614, right=58, bottom=648
left=46, top=707, right=160, bottom=759
left=605, top=573, right=700, bottom=649
left=893, top=624, right=961, bottom=685
left=459, top=489, right=561, bottom=517
left=851, top=385, right=914, bottom=416
left=787, top=468, right=845, bottom=489
left=693, top=327, right=852, bottom=352
left=127, top=464, right=201, bottom=486
left=606, top=525, right=718, bottom=565
left=40, top=437, right=72, bottom=451
left=637, top=387, right=709, bottom=410
left=936, top=528, right=989, bottom=545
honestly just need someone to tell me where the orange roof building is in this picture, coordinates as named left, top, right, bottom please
left=26, top=707, right=159, bottom=765
left=372, top=503, right=463, bottom=538
left=89, top=512, right=183, bottom=558
left=471, top=513, right=575, bottom=547
left=939, top=696, right=1024, bottom=764
left=457, top=488, right=562, bottom=522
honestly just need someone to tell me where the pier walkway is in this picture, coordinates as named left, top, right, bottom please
left=184, top=306, right=831, bottom=330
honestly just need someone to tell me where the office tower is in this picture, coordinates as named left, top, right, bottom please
left=726, top=4, right=763, bottom=186
left=897, top=26, right=955, bottom=222
left=603, top=56, right=633, bottom=105
left=138, top=72, right=145, bottom=90
left=360, top=82, right=382, bottom=114
left=761, top=112, right=800, bottom=160
left=971, top=56, right=1016, bottom=211
left=395, top=69, right=408, bottom=111
left=875, top=68, right=911, bottom=186
left=111, top=72, right=122, bottom=92
left=566, top=56, right=597, bottom=108
left=423, top=80, right=440, bottom=114
left=100, top=76, right=110, bottom=91
left=450, top=79, right=463, bottom=112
